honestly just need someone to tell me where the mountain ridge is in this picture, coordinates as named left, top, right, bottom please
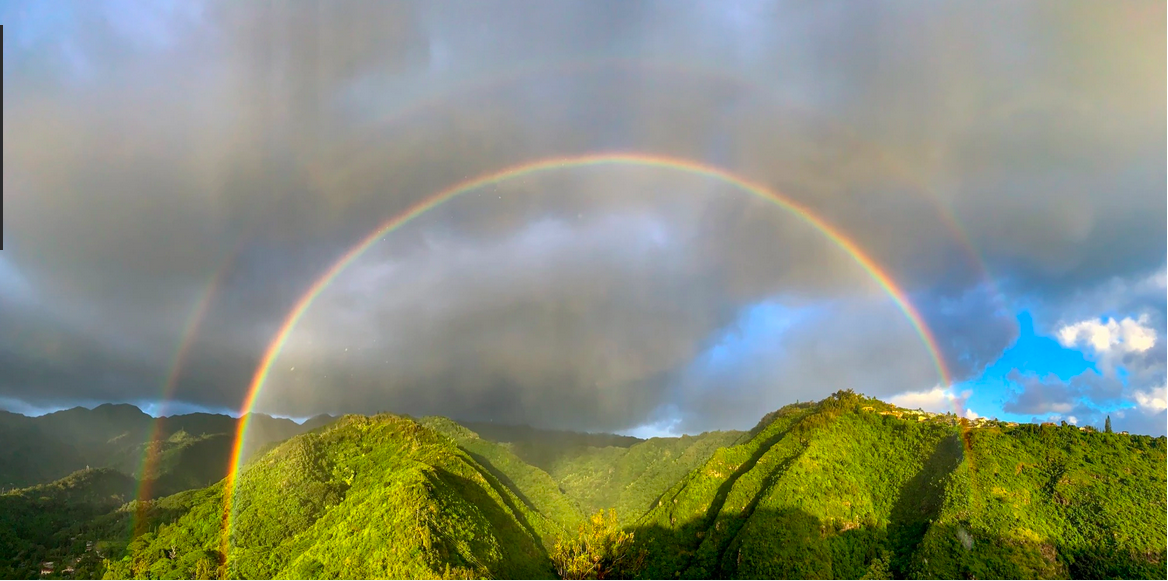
left=0, top=405, right=337, bottom=491
left=3, top=393, right=1164, bottom=579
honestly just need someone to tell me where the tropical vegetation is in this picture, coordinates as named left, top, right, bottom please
left=1, top=392, right=1163, bottom=579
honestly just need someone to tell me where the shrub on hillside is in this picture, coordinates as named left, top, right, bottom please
left=552, top=509, right=645, bottom=579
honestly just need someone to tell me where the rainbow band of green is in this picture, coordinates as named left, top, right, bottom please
left=220, top=152, right=954, bottom=559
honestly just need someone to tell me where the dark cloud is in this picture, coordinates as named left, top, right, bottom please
left=1003, top=371, right=1084, bottom=416
left=1, top=0, right=1163, bottom=433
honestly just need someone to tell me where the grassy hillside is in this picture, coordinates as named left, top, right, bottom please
left=3, top=393, right=1164, bottom=580
left=625, top=391, right=1167, bottom=580
left=420, top=417, right=585, bottom=532
left=105, top=414, right=565, bottom=579
left=911, top=421, right=1167, bottom=579
left=457, top=419, right=741, bottom=525
left=543, top=432, right=743, bottom=525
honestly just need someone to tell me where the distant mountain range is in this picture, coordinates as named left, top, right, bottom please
left=0, top=404, right=337, bottom=492
left=2, top=392, right=1165, bottom=579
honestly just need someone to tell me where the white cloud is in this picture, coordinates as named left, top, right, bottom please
left=619, top=416, right=682, bottom=439
left=1137, top=267, right=1167, bottom=293
left=1057, top=314, right=1157, bottom=355
left=1048, top=402, right=1075, bottom=413
left=888, top=385, right=970, bottom=415
left=0, top=396, right=70, bottom=417
left=1067, top=415, right=1078, bottom=425
left=964, top=408, right=981, bottom=420
left=1133, top=385, right=1167, bottom=413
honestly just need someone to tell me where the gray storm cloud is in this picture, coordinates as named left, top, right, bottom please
left=1, top=0, right=1163, bottom=432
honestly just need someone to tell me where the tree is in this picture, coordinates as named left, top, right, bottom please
left=1105, top=415, right=1113, bottom=434
left=552, top=509, right=644, bottom=580
left=861, top=550, right=893, bottom=580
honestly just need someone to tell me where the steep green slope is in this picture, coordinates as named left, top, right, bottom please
left=105, top=414, right=562, bottom=579
left=421, top=417, right=585, bottom=532
left=545, top=432, right=743, bottom=525
left=133, top=432, right=237, bottom=497
left=627, top=391, right=1167, bottom=580
left=7, top=394, right=1164, bottom=580
left=448, top=420, right=741, bottom=526
left=911, top=423, right=1167, bottom=579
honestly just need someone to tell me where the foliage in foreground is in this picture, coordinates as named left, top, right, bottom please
left=627, top=391, right=1167, bottom=580
left=552, top=510, right=644, bottom=580
left=104, top=414, right=561, bottom=579
left=4, top=391, right=1165, bottom=580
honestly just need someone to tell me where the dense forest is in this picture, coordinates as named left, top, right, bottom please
left=1, top=391, right=1164, bottom=579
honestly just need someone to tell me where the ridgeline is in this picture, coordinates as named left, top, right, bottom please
left=2, top=391, right=1164, bottom=579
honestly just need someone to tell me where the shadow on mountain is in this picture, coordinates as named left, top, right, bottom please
left=886, top=433, right=964, bottom=577
left=426, top=467, right=554, bottom=579
left=466, top=450, right=539, bottom=515
left=629, top=444, right=809, bottom=580
left=710, top=445, right=810, bottom=570
left=625, top=506, right=879, bottom=579
left=703, top=421, right=799, bottom=531
left=619, top=426, right=1166, bottom=580
left=622, top=503, right=1166, bottom=580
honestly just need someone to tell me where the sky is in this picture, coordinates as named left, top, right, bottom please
left=1, top=0, right=1165, bottom=437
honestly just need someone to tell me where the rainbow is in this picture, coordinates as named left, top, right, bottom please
left=219, top=152, right=954, bottom=561
left=304, top=55, right=1009, bottom=420
left=131, top=251, right=237, bottom=539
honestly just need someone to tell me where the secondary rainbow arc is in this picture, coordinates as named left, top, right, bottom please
left=308, top=56, right=999, bottom=294
left=131, top=246, right=241, bottom=543
left=218, top=152, right=954, bottom=566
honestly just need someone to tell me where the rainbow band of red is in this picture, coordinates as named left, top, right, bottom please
left=220, top=152, right=954, bottom=559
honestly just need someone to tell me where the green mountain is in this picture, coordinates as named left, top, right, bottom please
left=0, top=406, right=318, bottom=492
left=298, top=414, right=340, bottom=433
left=454, top=420, right=743, bottom=525
left=107, top=414, right=566, bottom=579
left=0, top=407, right=332, bottom=579
left=628, top=392, right=1167, bottom=579
left=457, top=421, right=643, bottom=469
left=541, top=432, right=742, bottom=526
left=0, top=412, right=89, bottom=490
left=420, top=417, right=587, bottom=532
left=4, top=392, right=1165, bottom=579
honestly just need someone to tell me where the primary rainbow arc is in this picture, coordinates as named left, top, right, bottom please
left=219, top=151, right=954, bottom=564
